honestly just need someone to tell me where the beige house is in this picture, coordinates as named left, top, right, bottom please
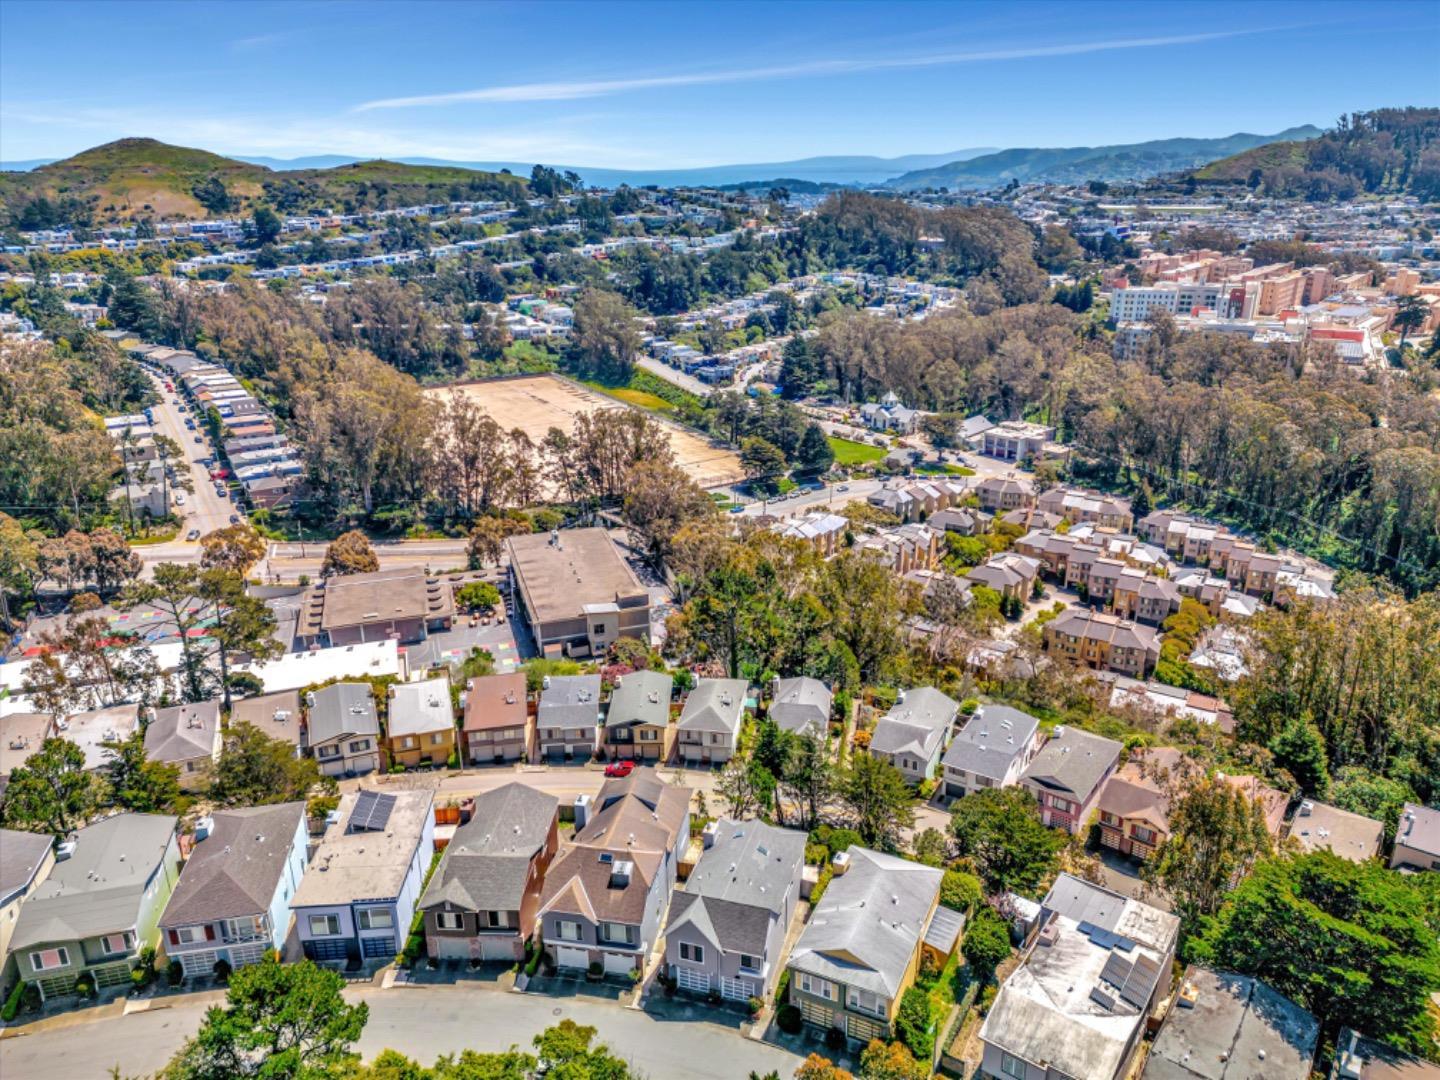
left=463, top=673, right=531, bottom=765
left=386, top=676, right=456, bottom=769
left=143, top=700, right=223, bottom=791
left=0, top=829, right=55, bottom=964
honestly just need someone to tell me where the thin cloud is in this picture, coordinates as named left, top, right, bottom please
left=230, top=31, right=297, bottom=52
left=355, top=30, right=1263, bottom=111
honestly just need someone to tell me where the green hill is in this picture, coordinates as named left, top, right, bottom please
left=0, top=137, right=527, bottom=227
left=1191, top=107, right=1440, bottom=200
left=886, top=127, right=1320, bottom=190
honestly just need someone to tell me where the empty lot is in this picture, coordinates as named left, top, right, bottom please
left=428, top=374, right=743, bottom=491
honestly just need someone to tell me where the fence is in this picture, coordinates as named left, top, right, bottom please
left=936, top=974, right=982, bottom=1078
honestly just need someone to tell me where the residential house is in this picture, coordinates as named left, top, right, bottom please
left=0, top=829, right=54, bottom=964
left=1096, top=747, right=1198, bottom=860
left=1389, top=804, right=1440, bottom=872
left=462, top=672, right=530, bottom=765
left=10, top=814, right=181, bottom=1001
left=602, top=669, right=672, bottom=763
left=768, top=677, right=832, bottom=740
left=158, top=803, right=308, bottom=979
left=775, top=512, right=849, bottom=558
left=979, top=874, right=1180, bottom=1080
left=1219, top=773, right=1290, bottom=840
left=228, top=690, right=304, bottom=754
left=677, top=678, right=748, bottom=766
left=507, top=529, right=652, bottom=659
left=1043, top=609, right=1160, bottom=677
left=0, top=712, right=52, bottom=786
left=295, top=567, right=455, bottom=648
left=418, top=783, right=559, bottom=962
left=1288, top=800, right=1383, bottom=864
left=58, top=702, right=141, bottom=771
left=975, top=475, right=1035, bottom=513
left=1109, top=569, right=1182, bottom=626
left=306, top=682, right=381, bottom=777
left=386, top=676, right=456, bottom=768
left=966, top=553, right=1040, bottom=602
left=536, top=674, right=602, bottom=762
left=787, top=847, right=944, bottom=1044
left=941, top=704, right=1042, bottom=800
left=929, top=507, right=982, bottom=536
left=1108, top=677, right=1235, bottom=734
left=859, top=392, right=920, bottom=434
left=1331, top=1027, right=1440, bottom=1080
left=869, top=687, right=959, bottom=784
left=292, top=789, right=436, bottom=964
left=1143, top=967, right=1319, bottom=1080
left=664, top=819, right=805, bottom=1001
left=538, top=768, right=691, bottom=976
left=1021, top=725, right=1122, bottom=834
left=143, top=699, right=222, bottom=791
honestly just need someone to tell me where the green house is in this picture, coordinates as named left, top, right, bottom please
left=9, top=813, right=181, bottom=1001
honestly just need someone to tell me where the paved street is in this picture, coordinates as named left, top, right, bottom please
left=259, top=538, right=471, bottom=582
left=146, top=371, right=233, bottom=540
left=0, top=982, right=804, bottom=1080
left=636, top=355, right=712, bottom=397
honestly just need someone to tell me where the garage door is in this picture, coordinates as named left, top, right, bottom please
left=721, top=975, right=753, bottom=1001
left=799, top=998, right=833, bottom=1029
left=308, top=938, right=349, bottom=962
left=555, top=945, right=589, bottom=970
left=229, top=943, right=268, bottom=969
left=480, top=935, right=514, bottom=961
left=675, top=965, right=710, bottom=993
left=361, top=935, right=394, bottom=958
left=603, top=951, right=635, bottom=977
left=181, top=950, right=219, bottom=979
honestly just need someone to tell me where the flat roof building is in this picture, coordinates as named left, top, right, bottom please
left=297, top=568, right=454, bottom=648
left=507, top=529, right=651, bottom=659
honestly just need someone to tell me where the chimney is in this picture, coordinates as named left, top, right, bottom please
left=831, top=850, right=851, bottom=876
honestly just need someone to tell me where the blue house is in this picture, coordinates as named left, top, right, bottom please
left=158, top=803, right=308, bottom=980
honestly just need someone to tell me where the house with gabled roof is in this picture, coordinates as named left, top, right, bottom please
left=601, top=669, right=672, bottom=763
left=768, top=676, right=831, bottom=740
left=868, top=686, right=958, bottom=784
left=386, top=675, right=456, bottom=769
left=536, top=673, right=602, bottom=762
left=0, top=829, right=54, bottom=965
left=143, top=699, right=222, bottom=791
left=158, top=803, right=308, bottom=980
left=1021, top=725, right=1122, bottom=834
left=941, top=704, right=1042, bottom=800
left=462, top=672, right=530, bottom=765
left=10, top=813, right=180, bottom=1001
left=787, top=847, right=944, bottom=1045
left=305, top=682, right=381, bottom=776
left=664, top=818, right=805, bottom=1002
left=537, top=767, right=691, bottom=977
left=677, top=678, right=748, bottom=765
left=419, top=783, right=558, bottom=963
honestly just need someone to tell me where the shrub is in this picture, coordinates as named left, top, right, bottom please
left=588, top=960, right=603, bottom=977
left=629, top=968, right=642, bottom=984
left=776, top=1003, right=804, bottom=1034
left=74, top=972, right=96, bottom=998
left=977, top=984, right=998, bottom=1014
left=963, top=908, right=1013, bottom=981
left=747, top=995, right=763, bottom=1016
left=774, top=967, right=791, bottom=1005
left=940, top=869, right=983, bottom=914
left=212, top=958, right=232, bottom=984
left=446, top=747, right=460, bottom=769
left=958, top=697, right=980, bottom=715
left=69, top=591, right=102, bottom=613
left=896, top=985, right=934, bottom=1060
left=810, top=863, right=834, bottom=905
left=22, top=983, right=41, bottom=1013
left=167, top=960, right=184, bottom=986
left=1, top=979, right=25, bottom=1022
left=825, top=1026, right=848, bottom=1052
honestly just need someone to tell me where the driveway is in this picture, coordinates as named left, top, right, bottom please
left=0, top=981, right=805, bottom=1080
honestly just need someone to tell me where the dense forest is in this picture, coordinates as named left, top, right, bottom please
left=1196, top=107, right=1440, bottom=200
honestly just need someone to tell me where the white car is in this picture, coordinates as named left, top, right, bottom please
left=174, top=493, right=185, bottom=506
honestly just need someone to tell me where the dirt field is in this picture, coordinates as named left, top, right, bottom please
left=428, top=374, right=743, bottom=491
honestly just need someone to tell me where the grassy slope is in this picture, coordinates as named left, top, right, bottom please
left=828, top=435, right=886, bottom=465
left=1194, top=139, right=1313, bottom=181
left=0, top=137, right=525, bottom=222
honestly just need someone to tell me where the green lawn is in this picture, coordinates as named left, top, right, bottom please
left=916, top=462, right=976, bottom=476
left=827, top=436, right=887, bottom=465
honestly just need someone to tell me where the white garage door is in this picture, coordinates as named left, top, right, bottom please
left=675, top=965, right=710, bottom=993
left=480, top=936, right=514, bottom=961
left=721, top=975, right=753, bottom=1001
left=229, top=943, right=268, bottom=969
left=180, top=949, right=219, bottom=979
left=603, top=951, right=635, bottom=977
left=555, top=945, right=589, bottom=970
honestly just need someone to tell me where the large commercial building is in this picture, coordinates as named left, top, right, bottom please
left=507, top=529, right=651, bottom=658
left=296, top=568, right=454, bottom=648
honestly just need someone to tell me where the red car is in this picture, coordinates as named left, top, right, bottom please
left=604, top=760, right=636, bottom=778
left=209, top=468, right=230, bottom=480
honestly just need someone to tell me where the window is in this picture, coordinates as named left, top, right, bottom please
left=847, top=986, right=883, bottom=1016
left=485, top=911, right=509, bottom=928
left=225, top=917, right=265, bottom=940
left=711, top=733, right=724, bottom=745
left=30, top=948, right=68, bottom=972
left=640, top=728, right=656, bottom=741
left=798, top=973, right=834, bottom=1000
left=602, top=921, right=636, bottom=946
left=592, top=624, right=606, bottom=636
left=1001, top=1052, right=1026, bottom=1079
left=435, top=912, right=462, bottom=931
left=557, top=920, right=582, bottom=942
left=400, top=736, right=416, bottom=749
left=1132, top=826, right=1156, bottom=845
left=349, top=739, right=371, bottom=753
left=430, top=733, right=444, bottom=745
left=172, top=925, right=206, bottom=945
left=472, top=730, right=492, bottom=742
left=739, top=953, right=758, bottom=972
left=357, top=908, right=394, bottom=931
left=679, top=942, right=705, bottom=964
left=316, top=744, right=338, bottom=758
left=309, top=914, right=341, bottom=937
left=1100, top=812, right=1120, bottom=827
left=101, top=932, right=135, bottom=955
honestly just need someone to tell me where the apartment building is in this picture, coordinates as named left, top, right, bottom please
left=1043, top=609, right=1160, bottom=677
left=982, top=422, right=1055, bottom=462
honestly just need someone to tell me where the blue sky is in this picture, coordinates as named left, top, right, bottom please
left=2, top=0, right=1437, bottom=167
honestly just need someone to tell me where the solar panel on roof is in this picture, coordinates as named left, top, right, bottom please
left=1089, top=986, right=1117, bottom=1011
left=1120, top=952, right=1162, bottom=1009
left=1099, top=950, right=1135, bottom=991
left=351, top=790, right=396, bottom=832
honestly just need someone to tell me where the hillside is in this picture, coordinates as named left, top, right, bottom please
left=886, top=127, right=1320, bottom=190
left=1193, top=107, right=1440, bottom=200
left=0, top=138, right=527, bottom=227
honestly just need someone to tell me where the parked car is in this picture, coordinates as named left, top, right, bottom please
left=729, top=505, right=745, bottom=514
left=604, top=759, right=636, bottom=778
left=194, top=434, right=204, bottom=444
left=216, top=487, right=228, bottom=499
left=175, top=493, right=185, bottom=505
left=229, top=514, right=241, bottom=525
left=186, top=528, right=200, bottom=541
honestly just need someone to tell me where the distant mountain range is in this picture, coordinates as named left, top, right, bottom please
left=884, top=127, right=1322, bottom=190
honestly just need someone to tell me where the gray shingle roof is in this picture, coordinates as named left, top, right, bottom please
left=11, top=813, right=176, bottom=952
left=769, top=677, right=831, bottom=738
left=306, top=682, right=379, bottom=745
left=1022, top=727, right=1123, bottom=801
left=667, top=890, right=770, bottom=957
left=0, top=828, right=52, bottom=904
left=420, top=783, right=557, bottom=913
left=686, top=819, right=805, bottom=917
left=869, top=687, right=958, bottom=758
left=387, top=676, right=454, bottom=738
left=538, top=674, right=603, bottom=732
left=605, top=670, right=672, bottom=729
left=942, top=705, right=1040, bottom=781
left=160, top=803, right=305, bottom=927
left=789, top=847, right=942, bottom=999
left=143, top=699, right=221, bottom=764
left=678, top=679, right=748, bottom=735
